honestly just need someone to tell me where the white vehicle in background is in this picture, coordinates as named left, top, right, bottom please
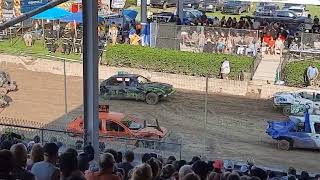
left=273, top=89, right=320, bottom=116
left=283, top=6, right=309, bottom=17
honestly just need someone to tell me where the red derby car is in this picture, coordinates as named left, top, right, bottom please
left=67, top=105, right=168, bottom=140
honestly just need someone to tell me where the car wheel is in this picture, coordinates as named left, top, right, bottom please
left=162, top=2, right=167, bottom=9
left=146, top=92, right=159, bottom=105
left=283, top=106, right=291, bottom=116
left=277, top=139, right=292, bottom=151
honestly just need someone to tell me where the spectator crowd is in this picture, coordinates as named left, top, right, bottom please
left=0, top=132, right=320, bottom=180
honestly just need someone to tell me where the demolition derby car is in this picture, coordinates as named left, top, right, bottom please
left=272, top=89, right=320, bottom=116
left=266, top=113, right=320, bottom=151
left=67, top=105, right=168, bottom=141
left=100, top=72, right=175, bottom=105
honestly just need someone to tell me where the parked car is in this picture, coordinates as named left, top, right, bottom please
left=222, top=1, right=250, bottom=15
left=255, top=4, right=279, bottom=16
left=273, top=89, right=320, bottom=116
left=251, top=10, right=310, bottom=30
left=100, top=72, right=175, bottom=105
left=283, top=6, right=309, bottom=17
left=283, top=3, right=305, bottom=9
left=67, top=105, right=168, bottom=142
left=150, top=0, right=200, bottom=9
left=266, top=114, right=320, bottom=151
left=198, top=0, right=224, bottom=12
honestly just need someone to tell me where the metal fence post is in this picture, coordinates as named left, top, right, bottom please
left=41, top=129, right=44, bottom=145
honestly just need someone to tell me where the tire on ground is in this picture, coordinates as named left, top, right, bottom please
left=145, top=92, right=159, bottom=105
left=277, top=139, right=292, bottom=151
left=282, top=106, right=291, bottom=116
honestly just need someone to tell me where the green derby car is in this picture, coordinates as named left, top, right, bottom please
left=100, top=72, right=175, bottom=105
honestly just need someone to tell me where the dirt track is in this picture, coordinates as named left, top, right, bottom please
left=1, top=62, right=320, bottom=172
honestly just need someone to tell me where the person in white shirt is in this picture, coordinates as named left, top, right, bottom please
left=220, top=58, right=230, bottom=79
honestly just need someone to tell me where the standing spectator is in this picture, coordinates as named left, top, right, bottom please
left=237, top=18, right=245, bottom=29
left=160, top=164, right=177, bottom=180
left=183, top=173, right=201, bottom=180
left=10, top=143, right=36, bottom=180
left=198, top=32, right=206, bottom=52
left=220, top=58, right=230, bottom=79
left=31, top=143, right=60, bottom=180
left=59, top=152, right=85, bottom=180
left=0, top=150, right=14, bottom=180
left=232, top=18, right=237, bottom=28
left=109, top=22, right=118, bottom=45
left=299, top=171, right=309, bottom=180
left=179, top=165, right=194, bottom=180
left=192, top=161, right=209, bottom=180
left=131, top=164, right=153, bottom=180
left=83, top=145, right=99, bottom=172
left=147, top=158, right=161, bottom=179
left=78, top=153, right=90, bottom=173
left=118, top=151, right=135, bottom=180
left=305, top=14, right=313, bottom=33
left=315, top=174, right=320, bottom=180
left=275, top=36, right=284, bottom=55
left=226, top=17, right=233, bottom=28
left=314, top=15, right=319, bottom=25
left=220, top=16, right=226, bottom=27
left=85, top=153, right=121, bottom=180
left=27, top=143, right=44, bottom=171
left=213, top=17, right=220, bottom=27
left=307, top=64, right=319, bottom=86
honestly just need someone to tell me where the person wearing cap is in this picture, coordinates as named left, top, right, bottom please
left=223, top=160, right=234, bottom=172
left=118, top=150, right=135, bottom=180
left=31, top=143, right=60, bottom=180
left=239, top=165, right=249, bottom=176
left=213, top=160, right=224, bottom=173
left=85, top=152, right=121, bottom=180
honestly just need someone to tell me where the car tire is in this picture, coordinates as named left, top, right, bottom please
left=283, top=106, right=291, bottom=116
left=162, top=2, right=167, bottom=9
left=277, top=139, right=292, bottom=151
left=146, top=92, right=159, bottom=105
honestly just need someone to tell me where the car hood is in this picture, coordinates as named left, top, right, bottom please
left=266, top=119, right=297, bottom=139
left=142, top=82, right=173, bottom=91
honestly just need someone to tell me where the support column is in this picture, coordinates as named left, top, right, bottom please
left=177, top=0, right=183, bottom=23
left=141, top=0, right=147, bottom=46
left=82, top=0, right=99, bottom=158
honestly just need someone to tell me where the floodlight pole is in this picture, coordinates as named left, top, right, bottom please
left=83, top=0, right=100, bottom=159
left=141, top=0, right=147, bottom=45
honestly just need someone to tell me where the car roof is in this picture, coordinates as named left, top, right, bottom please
left=111, top=74, right=140, bottom=78
left=296, top=89, right=320, bottom=93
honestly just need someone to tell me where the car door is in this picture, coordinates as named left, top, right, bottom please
left=124, top=77, right=145, bottom=100
left=105, top=120, right=128, bottom=137
left=314, top=93, right=320, bottom=115
left=100, top=77, right=125, bottom=99
left=310, top=122, right=320, bottom=149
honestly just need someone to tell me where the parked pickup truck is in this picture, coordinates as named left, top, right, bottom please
left=266, top=114, right=320, bottom=151
left=250, top=10, right=311, bottom=30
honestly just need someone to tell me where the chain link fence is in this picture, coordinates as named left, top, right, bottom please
left=0, top=117, right=182, bottom=159
left=154, top=24, right=260, bottom=56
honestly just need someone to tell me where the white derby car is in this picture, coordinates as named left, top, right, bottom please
left=273, top=89, right=320, bottom=116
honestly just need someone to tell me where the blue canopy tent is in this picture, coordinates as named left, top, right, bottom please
left=122, top=9, right=138, bottom=20
left=32, top=7, right=71, bottom=20
left=60, top=12, right=104, bottom=23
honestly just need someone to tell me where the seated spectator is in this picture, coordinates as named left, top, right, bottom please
left=31, top=143, right=60, bottom=180
left=10, top=143, right=36, bottom=180
left=131, top=163, right=153, bottom=180
left=27, top=143, right=43, bottom=171
left=85, top=153, right=121, bottom=180
left=0, top=149, right=15, bottom=180
left=118, top=150, right=135, bottom=180
left=59, top=152, right=85, bottom=180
